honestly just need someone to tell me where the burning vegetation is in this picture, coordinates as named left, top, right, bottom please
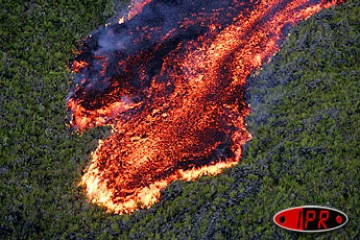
left=67, top=0, right=342, bottom=214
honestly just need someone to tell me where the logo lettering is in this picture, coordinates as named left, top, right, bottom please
left=318, top=210, right=329, bottom=229
left=304, top=210, right=316, bottom=229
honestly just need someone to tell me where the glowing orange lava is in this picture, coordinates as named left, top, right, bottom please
left=72, top=60, right=88, bottom=73
left=67, top=0, right=343, bottom=214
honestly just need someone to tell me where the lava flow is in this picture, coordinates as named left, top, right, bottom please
left=67, top=0, right=342, bottom=214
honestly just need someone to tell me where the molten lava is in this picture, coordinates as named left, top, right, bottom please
left=67, top=0, right=342, bottom=214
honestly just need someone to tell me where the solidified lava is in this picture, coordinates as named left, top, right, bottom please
left=67, top=0, right=342, bottom=214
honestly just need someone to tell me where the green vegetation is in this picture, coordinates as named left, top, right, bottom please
left=0, top=0, right=359, bottom=239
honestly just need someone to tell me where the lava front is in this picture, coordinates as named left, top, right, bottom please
left=67, top=0, right=342, bottom=214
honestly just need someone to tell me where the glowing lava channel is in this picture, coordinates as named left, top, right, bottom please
left=67, top=0, right=342, bottom=214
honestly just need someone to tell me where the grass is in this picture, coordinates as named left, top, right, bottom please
left=0, top=0, right=359, bottom=239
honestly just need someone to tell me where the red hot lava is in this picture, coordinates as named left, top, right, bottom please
left=67, top=0, right=342, bottom=214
